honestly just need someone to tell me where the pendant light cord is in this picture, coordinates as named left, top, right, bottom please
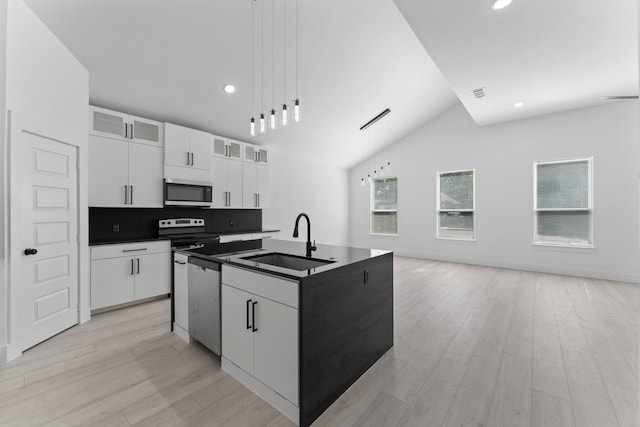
left=295, top=0, right=298, bottom=99
left=271, top=0, right=275, bottom=110
left=251, top=0, right=254, bottom=116
left=283, top=0, right=286, bottom=104
left=261, top=0, right=264, bottom=114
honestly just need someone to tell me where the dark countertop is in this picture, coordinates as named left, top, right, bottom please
left=89, top=228, right=280, bottom=246
left=185, top=238, right=391, bottom=280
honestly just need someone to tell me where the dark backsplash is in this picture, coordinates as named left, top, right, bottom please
left=89, top=207, right=262, bottom=244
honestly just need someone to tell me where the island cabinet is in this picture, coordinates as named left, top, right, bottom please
left=219, top=245, right=394, bottom=427
left=221, top=265, right=299, bottom=422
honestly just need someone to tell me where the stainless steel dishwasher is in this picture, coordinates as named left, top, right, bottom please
left=187, top=257, right=221, bottom=355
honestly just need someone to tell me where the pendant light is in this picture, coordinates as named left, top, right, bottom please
left=293, top=0, right=301, bottom=123
left=269, top=0, right=277, bottom=130
left=359, top=108, right=393, bottom=186
left=249, top=0, right=256, bottom=136
left=248, top=0, right=301, bottom=135
left=280, top=0, right=288, bottom=127
left=259, top=0, right=266, bottom=133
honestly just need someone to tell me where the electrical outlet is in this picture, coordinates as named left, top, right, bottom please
left=230, top=220, right=235, bottom=227
left=112, top=224, right=120, bottom=232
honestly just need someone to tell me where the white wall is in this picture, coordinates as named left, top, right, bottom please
left=263, top=149, right=349, bottom=247
left=1, top=0, right=88, bottom=362
left=0, top=0, right=8, bottom=363
left=350, top=102, right=640, bottom=282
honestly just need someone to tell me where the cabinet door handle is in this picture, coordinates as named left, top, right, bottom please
left=130, top=185, right=133, bottom=205
left=124, top=123, right=128, bottom=139
left=225, top=145, right=229, bottom=157
left=186, top=152, right=190, bottom=166
left=252, top=301, right=258, bottom=332
left=246, top=299, right=252, bottom=329
left=364, top=270, right=369, bottom=284
left=130, top=124, right=134, bottom=139
left=122, top=248, right=148, bottom=253
left=257, top=193, right=260, bottom=207
left=124, top=185, right=129, bottom=205
left=228, top=191, right=231, bottom=206
left=130, top=258, right=134, bottom=275
left=136, top=258, right=140, bottom=274
left=190, top=152, right=194, bottom=166
left=174, top=260, right=186, bottom=265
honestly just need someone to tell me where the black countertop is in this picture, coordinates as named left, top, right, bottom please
left=184, top=238, right=391, bottom=280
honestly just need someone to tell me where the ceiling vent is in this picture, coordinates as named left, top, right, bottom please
left=472, top=87, right=486, bottom=99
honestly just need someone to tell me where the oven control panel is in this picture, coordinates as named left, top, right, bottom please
left=158, top=218, right=205, bottom=229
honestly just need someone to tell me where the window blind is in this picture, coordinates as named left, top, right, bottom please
left=371, top=178, right=397, bottom=235
left=438, top=170, right=474, bottom=240
left=535, top=159, right=592, bottom=246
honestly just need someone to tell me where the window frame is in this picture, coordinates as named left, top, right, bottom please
left=533, top=157, right=594, bottom=248
left=370, top=176, right=398, bottom=237
left=436, top=168, right=476, bottom=241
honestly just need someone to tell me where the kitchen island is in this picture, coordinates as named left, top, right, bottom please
left=186, top=239, right=394, bottom=427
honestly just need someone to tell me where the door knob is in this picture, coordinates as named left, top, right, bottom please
left=24, top=248, right=38, bottom=256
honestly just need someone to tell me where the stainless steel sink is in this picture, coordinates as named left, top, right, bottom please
left=240, top=252, right=336, bottom=271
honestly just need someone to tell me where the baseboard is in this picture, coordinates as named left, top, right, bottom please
left=172, top=323, right=192, bottom=343
left=392, top=250, right=640, bottom=283
left=0, top=344, right=22, bottom=364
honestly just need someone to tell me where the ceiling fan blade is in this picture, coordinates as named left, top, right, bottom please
left=600, top=95, right=639, bottom=100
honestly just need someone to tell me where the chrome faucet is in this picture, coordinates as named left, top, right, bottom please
left=293, top=213, right=317, bottom=257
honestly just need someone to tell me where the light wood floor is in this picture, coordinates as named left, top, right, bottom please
left=0, top=257, right=638, bottom=426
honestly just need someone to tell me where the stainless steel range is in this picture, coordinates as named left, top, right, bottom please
left=158, top=218, right=220, bottom=250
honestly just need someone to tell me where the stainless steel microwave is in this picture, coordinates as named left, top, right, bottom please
left=164, top=179, right=213, bottom=207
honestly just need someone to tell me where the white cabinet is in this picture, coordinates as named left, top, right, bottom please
left=89, top=105, right=163, bottom=145
left=90, top=241, right=171, bottom=310
left=243, top=162, right=269, bottom=208
left=212, top=136, right=243, bottom=161
left=164, top=123, right=211, bottom=182
left=211, top=136, right=243, bottom=208
left=243, top=142, right=269, bottom=165
left=221, top=266, right=298, bottom=405
left=173, top=253, right=191, bottom=343
left=242, top=143, right=269, bottom=208
left=88, top=135, right=164, bottom=207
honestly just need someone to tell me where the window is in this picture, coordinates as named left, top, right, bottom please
left=371, top=177, right=397, bottom=235
left=534, top=158, right=592, bottom=247
left=437, top=169, right=475, bottom=240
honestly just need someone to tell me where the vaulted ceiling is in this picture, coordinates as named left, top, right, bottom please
left=23, top=0, right=638, bottom=169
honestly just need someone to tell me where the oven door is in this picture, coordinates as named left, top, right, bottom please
left=164, top=179, right=213, bottom=207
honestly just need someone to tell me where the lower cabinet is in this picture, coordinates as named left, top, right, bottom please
left=221, top=266, right=299, bottom=412
left=90, top=241, right=171, bottom=310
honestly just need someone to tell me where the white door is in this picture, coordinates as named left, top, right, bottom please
left=221, top=284, right=255, bottom=374
left=211, top=156, right=229, bottom=208
left=88, top=135, right=129, bottom=207
left=164, top=123, right=191, bottom=167
left=253, top=296, right=299, bottom=404
left=227, top=159, right=244, bottom=208
left=129, top=143, right=163, bottom=207
left=10, top=112, right=80, bottom=352
left=243, top=162, right=258, bottom=208
left=189, top=128, right=212, bottom=171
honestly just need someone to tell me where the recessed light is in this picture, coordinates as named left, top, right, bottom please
left=491, top=0, right=513, bottom=10
left=223, top=84, right=236, bottom=94
left=513, top=102, right=524, bottom=108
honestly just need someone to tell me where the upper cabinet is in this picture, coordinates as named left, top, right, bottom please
left=212, top=136, right=243, bottom=161
left=242, top=143, right=269, bottom=209
left=243, top=142, right=269, bottom=165
left=211, top=136, right=244, bottom=209
left=89, top=106, right=163, bottom=146
left=164, top=123, right=212, bottom=182
left=88, top=106, right=163, bottom=208
left=89, top=135, right=164, bottom=207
